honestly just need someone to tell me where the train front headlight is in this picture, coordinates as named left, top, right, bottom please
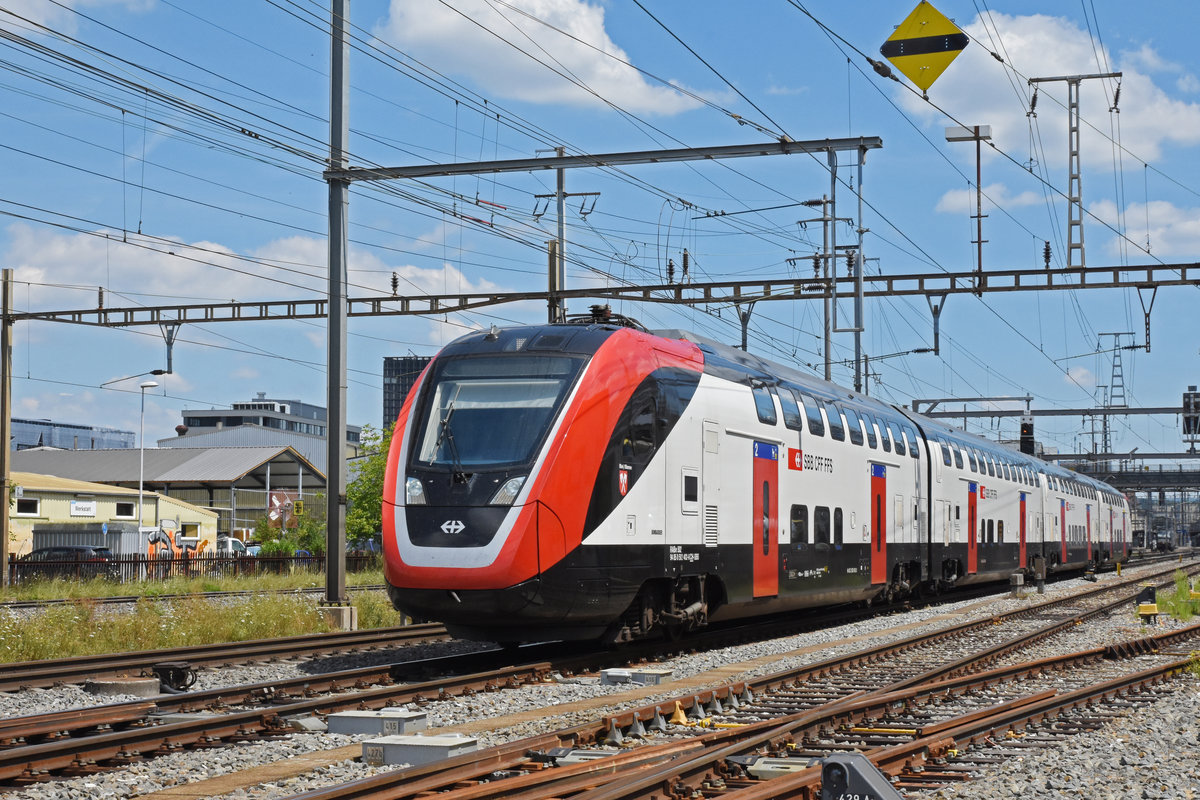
left=405, top=477, right=427, bottom=505
left=490, top=476, right=526, bottom=506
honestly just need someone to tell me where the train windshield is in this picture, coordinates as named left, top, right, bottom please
left=413, top=354, right=584, bottom=469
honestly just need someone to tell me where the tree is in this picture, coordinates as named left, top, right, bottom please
left=345, top=423, right=394, bottom=545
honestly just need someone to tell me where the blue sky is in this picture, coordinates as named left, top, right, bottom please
left=2, top=0, right=1198, bottom=459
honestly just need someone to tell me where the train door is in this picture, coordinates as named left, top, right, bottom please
left=702, top=421, right=721, bottom=549
left=1086, top=504, right=1093, bottom=560
left=751, top=441, right=779, bottom=598
left=941, top=500, right=951, bottom=545
left=1059, top=499, right=1067, bottom=564
left=967, top=482, right=978, bottom=574
left=1109, top=508, right=1114, bottom=559
left=1018, top=492, right=1027, bottom=568
left=870, top=464, right=887, bottom=584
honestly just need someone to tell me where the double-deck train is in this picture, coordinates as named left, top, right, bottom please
left=382, top=315, right=1129, bottom=644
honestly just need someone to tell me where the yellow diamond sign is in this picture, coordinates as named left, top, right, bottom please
left=880, top=1, right=968, bottom=93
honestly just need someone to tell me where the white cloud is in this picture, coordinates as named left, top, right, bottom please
left=1, top=0, right=154, bottom=35
left=4, top=224, right=324, bottom=311
left=1065, top=365, right=1095, bottom=389
left=1119, top=43, right=1177, bottom=75
left=373, top=0, right=701, bottom=114
left=935, top=182, right=1041, bottom=214
left=765, top=85, right=809, bottom=97
left=1091, top=198, right=1200, bottom=258
left=900, top=13, right=1200, bottom=168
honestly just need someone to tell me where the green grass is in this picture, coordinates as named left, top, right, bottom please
left=0, top=567, right=387, bottom=603
left=0, top=569, right=409, bottom=662
left=1153, top=570, right=1200, bottom=622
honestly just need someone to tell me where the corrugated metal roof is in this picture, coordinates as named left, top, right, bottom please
left=11, top=446, right=324, bottom=488
left=157, top=425, right=329, bottom=467
left=11, top=471, right=140, bottom=495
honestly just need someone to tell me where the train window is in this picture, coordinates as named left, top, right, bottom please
left=902, top=424, right=920, bottom=458
left=1001, top=462, right=1010, bottom=481
left=937, top=436, right=952, bottom=466
left=814, top=506, right=831, bottom=545
left=887, top=421, right=906, bottom=456
left=790, top=504, right=809, bottom=545
left=778, top=387, right=804, bottom=432
left=988, top=519, right=995, bottom=543
left=415, top=354, right=584, bottom=469
left=860, top=413, right=877, bottom=448
left=955, top=504, right=960, bottom=520
left=801, top=393, right=825, bottom=437
left=997, top=520, right=1004, bottom=543
left=875, top=415, right=891, bottom=452
left=985, top=453, right=996, bottom=477
left=751, top=386, right=777, bottom=425
left=840, top=405, right=863, bottom=445
left=865, top=412, right=887, bottom=452
left=632, top=398, right=657, bottom=455
left=834, top=508, right=844, bottom=545
left=683, top=473, right=698, bottom=503
left=823, top=400, right=845, bottom=441
left=980, top=518, right=985, bottom=542
left=967, top=449, right=977, bottom=472
left=952, top=443, right=963, bottom=469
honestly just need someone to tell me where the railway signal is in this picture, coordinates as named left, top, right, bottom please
left=880, top=1, right=968, bottom=94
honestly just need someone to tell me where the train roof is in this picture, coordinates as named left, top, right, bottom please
left=652, top=328, right=1122, bottom=499
left=432, top=323, right=1123, bottom=500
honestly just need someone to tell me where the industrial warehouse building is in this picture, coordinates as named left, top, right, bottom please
left=10, top=445, right=323, bottom=540
left=7, top=471, right=218, bottom=556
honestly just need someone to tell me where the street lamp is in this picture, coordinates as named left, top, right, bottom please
left=138, top=380, right=159, bottom=531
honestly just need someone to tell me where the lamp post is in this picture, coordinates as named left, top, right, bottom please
left=138, top=380, right=158, bottom=531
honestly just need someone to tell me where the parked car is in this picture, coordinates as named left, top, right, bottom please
left=15, top=545, right=119, bottom=581
left=214, top=536, right=248, bottom=556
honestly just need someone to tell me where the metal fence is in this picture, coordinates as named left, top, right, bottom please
left=7, top=551, right=382, bottom=585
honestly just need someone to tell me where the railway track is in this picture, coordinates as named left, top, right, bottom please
left=0, top=623, right=450, bottom=692
left=0, top=560, right=1193, bottom=790
left=269, top=593, right=1200, bottom=799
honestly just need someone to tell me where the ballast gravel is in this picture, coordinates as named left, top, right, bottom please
left=3, top=565, right=1199, bottom=799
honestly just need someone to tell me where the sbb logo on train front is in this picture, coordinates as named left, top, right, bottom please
left=440, top=520, right=466, bottom=535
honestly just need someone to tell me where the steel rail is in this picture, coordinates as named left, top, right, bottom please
left=0, top=663, right=554, bottom=782
left=2, top=562, right=1192, bottom=787
left=265, top=567, right=1199, bottom=800
left=0, top=624, right=448, bottom=692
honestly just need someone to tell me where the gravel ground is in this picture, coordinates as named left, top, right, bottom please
left=3, top=564, right=1198, bottom=799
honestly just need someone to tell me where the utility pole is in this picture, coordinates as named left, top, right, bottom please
left=827, top=146, right=870, bottom=392
left=535, top=149, right=599, bottom=323
left=0, top=270, right=10, bottom=587
left=323, top=0, right=352, bottom=628
left=1098, top=331, right=1134, bottom=474
left=553, top=146, right=565, bottom=323
left=1028, top=72, right=1121, bottom=267
left=945, top=125, right=992, bottom=291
